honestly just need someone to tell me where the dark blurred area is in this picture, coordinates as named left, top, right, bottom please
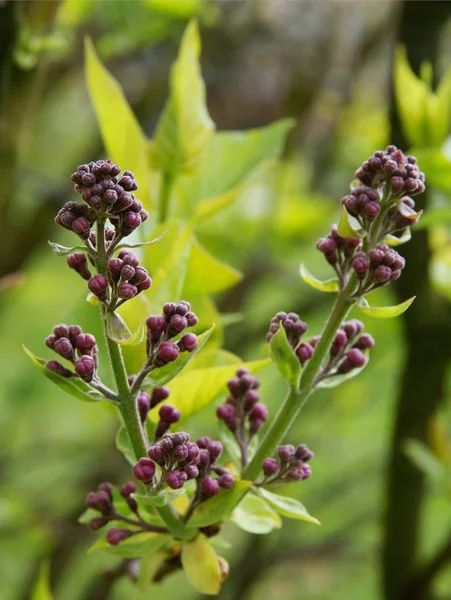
left=1, top=1, right=451, bottom=599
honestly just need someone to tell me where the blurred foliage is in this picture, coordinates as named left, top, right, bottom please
left=2, top=1, right=451, bottom=600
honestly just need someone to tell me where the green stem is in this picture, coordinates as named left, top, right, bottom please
left=158, top=170, right=175, bottom=224
left=243, top=277, right=357, bottom=481
left=96, top=219, right=188, bottom=538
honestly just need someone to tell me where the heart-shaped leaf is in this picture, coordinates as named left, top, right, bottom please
left=338, top=206, right=361, bottom=238
left=232, top=492, right=282, bottom=534
left=181, top=534, right=222, bottom=595
left=187, top=480, right=252, bottom=528
left=106, top=312, right=144, bottom=346
left=88, top=531, right=171, bottom=558
left=269, top=322, right=301, bottom=388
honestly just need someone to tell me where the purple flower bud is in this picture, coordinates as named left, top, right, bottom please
left=198, top=449, right=211, bottom=467
left=98, top=482, right=113, bottom=501
left=136, top=275, right=152, bottom=292
left=317, top=238, right=337, bottom=254
left=295, top=444, right=314, bottom=462
left=301, top=464, right=312, bottom=479
left=185, top=312, right=199, bottom=327
left=163, top=302, right=176, bottom=318
left=146, top=315, right=166, bottom=333
left=169, top=314, right=188, bottom=334
left=353, top=253, right=370, bottom=279
left=295, top=342, right=314, bottom=364
left=218, top=474, right=234, bottom=489
left=185, top=464, right=199, bottom=479
left=157, top=342, right=179, bottom=364
left=89, top=517, right=108, bottom=531
left=369, top=249, right=384, bottom=268
left=107, top=528, right=132, bottom=546
left=72, top=217, right=91, bottom=239
left=216, top=404, right=236, bottom=421
left=67, top=252, right=91, bottom=280
left=120, top=265, right=135, bottom=280
left=150, top=386, right=170, bottom=408
left=186, top=442, right=200, bottom=462
left=159, top=404, right=181, bottom=424
left=88, top=275, right=109, bottom=299
left=118, top=282, right=138, bottom=299
left=75, top=356, right=95, bottom=381
left=262, top=458, right=279, bottom=476
left=175, top=301, right=190, bottom=316
left=121, top=211, right=141, bottom=235
left=277, top=444, right=295, bottom=462
left=364, top=202, right=380, bottom=220
left=120, top=481, right=137, bottom=497
left=243, top=389, right=259, bottom=410
left=46, top=360, right=73, bottom=378
left=201, top=477, right=220, bottom=498
left=133, top=458, right=155, bottom=483
left=118, top=251, right=140, bottom=267
left=53, top=324, right=69, bottom=338
left=227, top=377, right=241, bottom=398
left=375, top=265, right=392, bottom=282
left=166, top=471, right=187, bottom=490
left=137, top=391, right=150, bottom=421
left=148, top=443, right=165, bottom=463
left=54, top=337, right=73, bottom=359
left=250, top=404, right=268, bottom=423
left=85, top=490, right=111, bottom=513
left=346, top=348, right=366, bottom=368
left=75, top=333, right=97, bottom=353
left=174, top=444, right=189, bottom=461
left=45, top=335, right=56, bottom=349
left=179, top=333, right=198, bottom=352
left=208, top=441, right=223, bottom=462
left=354, top=333, right=375, bottom=350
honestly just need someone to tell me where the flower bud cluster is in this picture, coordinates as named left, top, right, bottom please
left=313, top=319, right=375, bottom=384
left=56, top=160, right=148, bottom=241
left=352, top=244, right=405, bottom=294
left=146, top=301, right=199, bottom=368
left=45, top=324, right=98, bottom=382
left=133, top=433, right=234, bottom=500
left=260, top=443, right=314, bottom=485
left=355, top=146, right=425, bottom=195
left=317, top=224, right=361, bottom=279
left=86, top=250, right=152, bottom=308
left=217, top=369, right=268, bottom=450
left=266, top=311, right=314, bottom=366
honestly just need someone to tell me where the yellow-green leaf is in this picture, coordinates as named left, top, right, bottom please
left=183, top=242, right=242, bottom=296
left=300, top=263, right=339, bottom=293
left=269, top=322, right=301, bottom=388
left=85, top=38, right=152, bottom=208
left=384, top=229, right=412, bottom=247
left=151, top=21, right=215, bottom=176
left=138, top=550, right=166, bottom=592
left=88, top=531, right=170, bottom=558
left=357, top=296, right=415, bottom=318
left=106, top=313, right=144, bottom=346
left=181, top=534, right=222, bottom=595
left=31, top=562, right=53, bottom=600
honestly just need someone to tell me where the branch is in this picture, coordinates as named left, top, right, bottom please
left=403, top=531, right=451, bottom=600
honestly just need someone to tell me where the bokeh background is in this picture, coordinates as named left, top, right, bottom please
left=1, top=1, right=451, bottom=599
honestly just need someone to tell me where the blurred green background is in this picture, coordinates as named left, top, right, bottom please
left=2, top=1, right=451, bottom=599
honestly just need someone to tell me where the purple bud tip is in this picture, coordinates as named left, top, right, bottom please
left=262, top=458, right=279, bottom=476
left=133, top=457, right=155, bottom=483
left=148, top=443, right=165, bottom=463
left=146, top=315, right=166, bottom=332
left=118, top=281, right=138, bottom=300
left=218, top=473, right=234, bottom=489
left=89, top=517, right=108, bottom=531
left=208, top=441, right=223, bottom=461
left=120, top=481, right=137, bottom=497
left=354, top=333, right=375, bottom=350
left=170, top=314, right=188, bottom=333
left=53, top=337, right=73, bottom=358
left=201, top=476, right=220, bottom=498
left=75, top=355, right=95, bottom=379
left=295, top=444, right=314, bottom=462
left=346, top=348, right=366, bottom=368
left=277, top=444, right=296, bottom=462
left=75, top=333, right=97, bottom=352
left=157, top=341, right=179, bottom=363
left=88, top=274, right=109, bottom=298
left=179, top=333, right=198, bottom=352
left=166, top=471, right=187, bottom=490
left=159, top=404, right=181, bottom=424
left=106, top=528, right=132, bottom=546
left=250, top=404, right=268, bottom=423
left=185, top=464, right=200, bottom=479
left=295, top=342, right=314, bottom=364
left=46, top=360, right=73, bottom=378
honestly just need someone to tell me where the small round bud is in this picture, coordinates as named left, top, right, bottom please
left=106, top=528, right=132, bottom=546
left=208, top=441, right=223, bottom=462
left=375, top=265, right=392, bottom=282
left=157, top=342, right=179, bottom=364
left=88, top=275, right=109, bottom=299
left=295, top=342, right=314, bottom=364
left=148, top=443, right=165, bottom=463
left=166, top=471, right=187, bottom=490
left=277, top=444, right=295, bottom=462
left=243, top=389, right=259, bottom=409
left=179, top=333, right=197, bottom=352
left=146, top=315, right=166, bottom=333
left=169, top=314, right=188, bottom=334
left=54, top=337, right=73, bottom=359
left=218, top=474, right=234, bottom=489
left=295, top=444, right=314, bottom=462
left=346, top=348, right=366, bottom=368
left=118, top=282, right=138, bottom=299
left=250, top=404, right=268, bottom=423
left=174, top=444, right=189, bottom=461
left=262, top=458, right=279, bottom=476
left=120, top=481, right=137, bottom=497
left=133, top=458, right=155, bottom=483
left=46, top=360, right=73, bottom=378
left=75, top=333, right=97, bottom=352
left=72, top=217, right=91, bottom=238
left=185, top=464, right=200, bottom=479
left=185, top=312, right=199, bottom=327
left=354, top=333, right=375, bottom=350
left=159, top=404, right=181, bottom=424
left=201, top=477, right=220, bottom=498
left=75, top=355, right=95, bottom=380
left=89, top=517, right=108, bottom=531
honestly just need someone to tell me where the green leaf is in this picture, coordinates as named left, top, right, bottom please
left=144, top=325, right=215, bottom=388
left=78, top=508, right=98, bottom=525
left=138, top=550, right=166, bottom=592
left=181, top=534, right=222, bottom=595
left=47, top=241, right=87, bottom=257
left=269, top=323, right=301, bottom=387
left=188, top=480, right=252, bottom=527
left=88, top=531, right=170, bottom=558
left=300, top=263, right=339, bottom=293
left=357, top=296, right=415, bottom=318
left=115, top=427, right=136, bottom=466
left=182, top=119, right=294, bottom=219
left=133, top=489, right=186, bottom=508
left=232, top=493, right=282, bottom=534
left=218, top=420, right=242, bottom=467
left=106, top=312, right=144, bottom=346
left=84, top=38, right=152, bottom=208
left=151, top=21, right=215, bottom=176
left=258, top=487, right=320, bottom=525
left=338, top=205, right=360, bottom=238
left=403, top=439, right=446, bottom=480
left=23, top=346, right=104, bottom=403
left=151, top=359, right=270, bottom=422
left=31, top=562, right=53, bottom=600
left=183, top=241, right=242, bottom=296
